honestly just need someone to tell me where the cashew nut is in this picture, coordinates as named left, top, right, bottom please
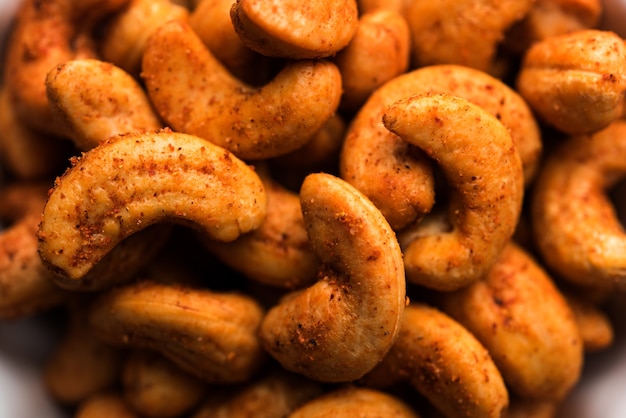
left=88, top=280, right=267, bottom=383
left=289, top=386, right=419, bottom=418
left=340, top=64, right=540, bottom=233
left=440, top=242, right=583, bottom=401
left=230, top=0, right=358, bottom=59
left=0, top=181, right=69, bottom=319
left=141, top=19, right=343, bottom=160
left=531, top=120, right=626, bottom=290
left=37, top=130, right=267, bottom=285
left=259, top=172, right=406, bottom=382
left=46, top=58, right=163, bottom=151
left=516, top=29, right=626, bottom=135
left=75, top=392, right=140, bottom=418
left=122, top=349, right=207, bottom=418
left=383, top=93, right=523, bottom=291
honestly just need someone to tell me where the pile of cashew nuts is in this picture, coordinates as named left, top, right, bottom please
left=1, top=0, right=625, bottom=417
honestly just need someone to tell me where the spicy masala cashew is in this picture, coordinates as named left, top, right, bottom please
left=37, top=130, right=267, bottom=288
left=383, top=92, right=524, bottom=291
left=259, top=172, right=406, bottom=382
left=141, top=19, right=343, bottom=161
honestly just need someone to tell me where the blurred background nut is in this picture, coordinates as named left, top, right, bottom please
left=531, top=120, right=626, bottom=291
left=37, top=130, right=267, bottom=286
left=384, top=93, right=524, bottom=291
left=230, top=0, right=358, bottom=59
left=333, top=8, right=411, bottom=114
left=100, top=0, right=190, bottom=78
left=404, top=0, right=534, bottom=71
left=288, top=385, right=420, bottom=418
left=75, top=391, right=141, bottom=418
left=440, top=242, right=584, bottom=401
left=192, top=368, right=323, bottom=418
left=361, top=303, right=509, bottom=418
left=0, top=181, right=69, bottom=319
left=516, top=29, right=626, bottom=135
left=88, top=280, right=267, bottom=383
left=122, top=349, right=207, bottom=418
left=141, top=19, right=343, bottom=161
left=2, top=0, right=130, bottom=137
left=45, top=59, right=163, bottom=151
left=260, top=173, right=406, bottom=383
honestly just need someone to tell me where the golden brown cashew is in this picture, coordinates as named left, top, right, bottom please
left=46, top=59, right=163, bottom=151
left=383, top=93, right=523, bottom=291
left=259, top=173, right=406, bottom=382
left=564, top=291, right=614, bottom=352
left=516, top=29, right=626, bottom=135
left=189, top=0, right=274, bottom=84
left=100, top=0, right=190, bottom=77
left=37, top=130, right=267, bottom=285
left=288, top=386, right=419, bottom=418
left=142, top=19, right=343, bottom=161
left=230, top=0, right=358, bottom=59
left=43, top=300, right=125, bottom=405
left=122, top=350, right=207, bottom=418
left=334, top=8, right=410, bottom=113
left=2, top=0, right=130, bottom=136
left=203, top=166, right=318, bottom=289
left=340, top=64, right=540, bottom=232
left=192, top=369, right=323, bottom=418
left=440, top=242, right=583, bottom=401
left=361, top=303, right=509, bottom=418
left=75, top=392, right=141, bottom=418
left=89, top=280, right=267, bottom=383
left=404, top=0, right=534, bottom=71
left=531, top=120, right=626, bottom=290
left=0, top=86, right=71, bottom=180
left=0, top=182, right=69, bottom=319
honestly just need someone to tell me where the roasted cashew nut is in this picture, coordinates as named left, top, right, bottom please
left=531, top=120, right=626, bottom=290
left=2, top=0, right=129, bottom=136
left=46, top=58, right=163, bottom=151
left=259, top=172, right=406, bottom=382
left=440, top=242, right=583, bottom=401
left=0, top=181, right=68, bottom=318
left=288, top=386, right=419, bottom=418
left=141, top=19, right=343, bottom=161
left=230, top=0, right=358, bottom=59
left=76, top=392, right=140, bottom=418
left=192, top=369, right=323, bottom=418
left=362, top=303, right=509, bottom=418
left=383, top=92, right=524, bottom=291
left=37, top=130, right=267, bottom=286
left=88, top=280, right=267, bottom=383
left=516, top=29, right=626, bottom=135
left=340, top=64, right=540, bottom=232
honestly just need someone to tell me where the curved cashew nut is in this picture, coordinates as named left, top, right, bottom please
left=383, top=93, right=523, bottom=291
left=340, top=64, right=540, bottom=232
left=88, top=280, right=267, bottom=383
left=362, top=303, right=509, bottom=418
left=531, top=120, right=626, bottom=290
left=516, top=29, right=626, bottom=135
left=288, top=386, right=419, bottom=418
left=564, top=291, right=614, bottom=353
left=259, top=172, right=406, bottom=382
left=192, top=369, right=323, bottom=418
left=141, top=19, right=343, bottom=160
left=0, top=182, right=69, bottom=318
left=3, top=0, right=129, bottom=136
left=37, top=130, right=267, bottom=284
left=203, top=166, right=319, bottom=289
left=440, top=242, right=584, bottom=401
left=122, top=350, right=207, bottom=418
left=100, top=0, right=190, bottom=77
left=230, top=0, right=358, bottom=59
left=405, top=0, right=534, bottom=71
left=46, top=58, right=163, bottom=151
left=334, top=8, right=411, bottom=113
